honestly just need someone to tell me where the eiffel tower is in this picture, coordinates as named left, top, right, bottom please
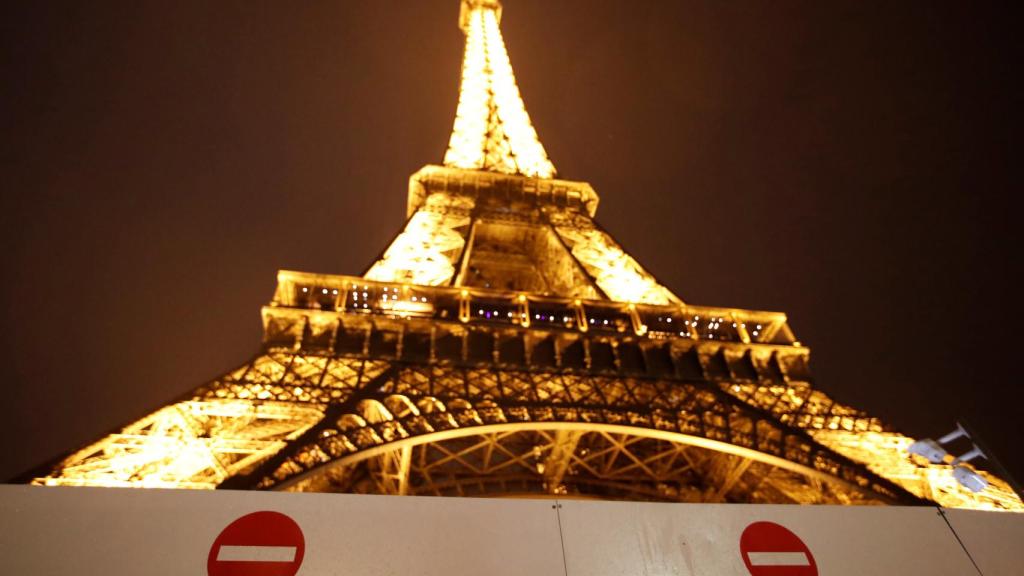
left=33, top=0, right=1021, bottom=511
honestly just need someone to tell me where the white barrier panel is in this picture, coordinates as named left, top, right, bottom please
left=556, top=500, right=979, bottom=576
left=0, top=485, right=566, bottom=576
left=942, top=508, right=1024, bottom=576
left=3, top=485, right=1017, bottom=576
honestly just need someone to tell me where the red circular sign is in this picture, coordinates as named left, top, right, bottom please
left=740, top=521, right=817, bottom=576
left=208, top=511, right=305, bottom=576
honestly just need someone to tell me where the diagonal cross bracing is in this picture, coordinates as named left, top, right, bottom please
left=444, top=1, right=556, bottom=178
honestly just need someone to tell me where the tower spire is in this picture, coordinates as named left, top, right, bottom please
left=443, top=0, right=557, bottom=179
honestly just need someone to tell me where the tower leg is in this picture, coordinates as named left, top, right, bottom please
left=374, top=445, right=412, bottom=495
left=542, top=430, right=583, bottom=494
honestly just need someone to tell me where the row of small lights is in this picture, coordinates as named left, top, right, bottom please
left=470, top=309, right=562, bottom=320
left=351, top=287, right=370, bottom=309
left=477, top=308, right=504, bottom=320
left=297, top=285, right=765, bottom=340
left=538, top=313, right=572, bottom=323
left=470, top=311, right=621, bottom=328
left=508, top=311, right=574, bottom=323
left=300, top=287, right=340, bottom=296
left=653, top=315, right=764, bottom=337
left=299, top=284, right=432, bottom=309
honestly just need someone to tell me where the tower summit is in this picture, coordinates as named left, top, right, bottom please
left=445, top=0, right=556, bottom=178
left=30, top=1, right=1022, bottom=511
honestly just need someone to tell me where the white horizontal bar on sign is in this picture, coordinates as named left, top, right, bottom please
left=216, top=545, right=296, bottom=562
left=746, top=552, right=811, bottom=566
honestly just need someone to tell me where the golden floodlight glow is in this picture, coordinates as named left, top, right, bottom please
left=36, top=400, right=323, bottom=489
left=443, top=1, right=556, bottom=178
left=551, top=216, right=680, bottom=305
left=809, top=429, right=1024, bottom=511
left=364, top=195, right=472, bottom=286
left=32, top=0, right=1022, bottom=512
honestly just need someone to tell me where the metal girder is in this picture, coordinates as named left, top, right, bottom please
left=542, top=430, right=583, bottom=494
left=281, top=428, right=880, bottom=505
left=238, top=362, right=912, bottom=501
left=34, top=400, right=323, bottom=489
left=30, top=0, right=1024, bottom=513
left=34, top=344, right=1024, bottom=510
left=372, top=445, right=412, bottom=496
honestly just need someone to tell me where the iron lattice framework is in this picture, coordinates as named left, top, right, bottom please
left=33, top=0, right=1022, bottom=511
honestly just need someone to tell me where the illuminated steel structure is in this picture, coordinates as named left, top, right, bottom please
left=35, top=0, right=1021, bottom=511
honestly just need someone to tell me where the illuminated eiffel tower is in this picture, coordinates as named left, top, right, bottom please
left=34, top=0, right=1021, bottom=510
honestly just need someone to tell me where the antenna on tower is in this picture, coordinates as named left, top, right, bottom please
left=460, top=0, right=502, bottom=32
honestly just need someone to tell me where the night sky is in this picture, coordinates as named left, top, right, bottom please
left=3, top=1, right=1020, bottom=485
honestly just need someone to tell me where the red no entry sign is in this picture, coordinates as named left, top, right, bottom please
left=740, top=521, right=817, bottom=576
left=208, top=511, right=305, bottom=576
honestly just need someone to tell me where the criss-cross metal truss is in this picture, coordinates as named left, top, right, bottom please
left=35, top=400, right=323, bottom=489
left=444, top=0, right=556, bottom=178
left=35, top=273, right=1024, bottom=509
left=32, top=0, right=1023, bottom=511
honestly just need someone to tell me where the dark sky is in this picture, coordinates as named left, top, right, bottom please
left=3, top=1, right=1020, bottom=484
